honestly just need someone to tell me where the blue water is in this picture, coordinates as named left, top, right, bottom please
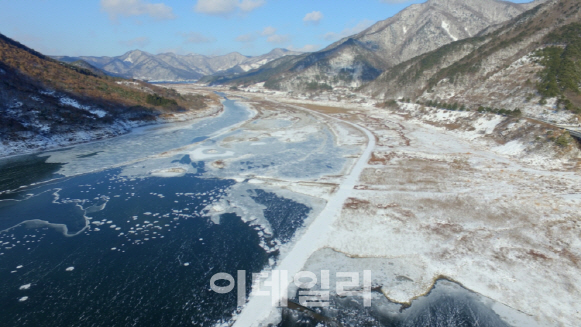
left=0, top=168, right=268, bottom=326
left=0, top=97, right=317, bottom=326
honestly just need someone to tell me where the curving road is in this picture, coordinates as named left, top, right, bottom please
left=233, top=99, right=376, bottom=326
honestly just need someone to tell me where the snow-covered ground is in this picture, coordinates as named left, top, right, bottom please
left=224, top=92, right=581, bottom=327
left=325, top=109, right=581, bottom=326
left=232, top=102, right=376, bottom=326
left=59, top=97, right=108, bottom=118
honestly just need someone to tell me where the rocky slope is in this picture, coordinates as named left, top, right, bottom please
left=211, top=0, right=544, bottom=91
left=0, top=33, right=212, bottom=157
left=363, top=0, right=581, bottom=124
left=54, top=48, right=301, bottom=82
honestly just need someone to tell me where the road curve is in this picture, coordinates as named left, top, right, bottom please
left=233, top=99, right=376, bottom=327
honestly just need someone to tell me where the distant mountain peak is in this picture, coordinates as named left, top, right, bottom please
left=123, top=49, right=149, bottom=56
left=267, top=48, right=293, bottom=55
left=52, top=48, right=300, bottom=82
left=214, top=0, right=545, bottom=91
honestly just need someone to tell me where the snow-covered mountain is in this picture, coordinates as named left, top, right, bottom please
left=212, top=0, right=546, bottom=90
left=363, top=0, right=581, bottom=113
left=54, top=48, right=302, bottom=82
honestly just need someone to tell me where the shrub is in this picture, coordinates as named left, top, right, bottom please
left=264, top=79, right=281, bottom=90
left=533, top=23, right=581, bottom=113
left=146, top=94, right=178, bottom=107
left=555, top=132, right=571, bottom=147
left=383, top=99, right=398, bottom=109
left=305, top=81, right=333, bottom=91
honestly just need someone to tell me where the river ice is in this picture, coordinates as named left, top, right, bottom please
left=0, top=93, right=367, bottom=327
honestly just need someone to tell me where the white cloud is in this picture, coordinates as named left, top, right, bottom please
left=239, top=0, right=265, bottom=12
left=303, top=11, right=323, bottom=25
left=194, top=0, right=265, bottom=16
left=323, top=19, right=374, bottom=41
left=266, top=34, right=290, bottom=44
left=261, top=26, right=277, bottom=36
left=235, top=33, right=257, bottom=43
left=180, top=32, right=215, bottom=44
left=120, top=36, right=151, bottom=48
left=100, top=0, right=176, bottom=21
left=194, top=0, right=237, bottom=15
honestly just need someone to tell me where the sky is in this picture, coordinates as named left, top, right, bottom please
left=0, top=0, right=535, bottom=58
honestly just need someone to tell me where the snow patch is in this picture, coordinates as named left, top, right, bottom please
left=40, top=90, right=56, bottom=97
left=464, top=26, right=471, bottom=36
left=493, top=140, right=526, bottom=156
left=150, top=167, right=187, bottom=178
left=59, top=97, right=108, bottom=118
left=9, top=101, right=23, bottom=109
left=441, top=20, right=458, bottom=41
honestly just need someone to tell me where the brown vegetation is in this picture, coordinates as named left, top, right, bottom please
left=343, top=197, right=371, bottom=210
left=0, top=33, right=207, bottom=114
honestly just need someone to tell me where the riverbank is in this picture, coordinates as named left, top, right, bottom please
left=0, top=87, right=222, bottom=159
left=222, top=91, right=581, bottom=327
left=0, top=91, right=368, bottom=327
left=321, top=104, right=581, bottom=326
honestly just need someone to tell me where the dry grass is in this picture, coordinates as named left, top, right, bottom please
left=291, top=103, right=350, bottom=114
left=212, top=160, right=226, bottom=169
left=368, top=152, right=398, bottom=165
left=343, top=197, right=371, bottom=210
left=290, top=103, right=361, bottom=122
left=361, top=157, right=469, bottom=192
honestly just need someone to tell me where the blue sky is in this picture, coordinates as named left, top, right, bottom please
left=0, top=0, right=535, bottom=58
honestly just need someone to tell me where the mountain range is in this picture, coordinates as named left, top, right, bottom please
left=4, top=0, right=580, bottom=156
left=54, top=48, right=301, bottom=82
left=363, top=0, right=581, bottom=113
left=207, top=0, right=546, bottom=90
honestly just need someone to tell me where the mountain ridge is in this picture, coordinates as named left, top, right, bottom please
left=211, top=0, right=546, bottom=91
left=0, top=32, right=212, bottom=156
left=362, top=0, right=581, bottom=114
left=54, top=48, right=302, bottom=82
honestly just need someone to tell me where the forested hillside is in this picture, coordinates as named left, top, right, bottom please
left=0, top=32, right=210, bottom=156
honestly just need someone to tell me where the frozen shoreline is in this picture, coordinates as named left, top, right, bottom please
left=0, top=102, right=223, bottom=160
left=222, top=92, right=581, bottom=327
left=232, top=100, right=377, bottom=326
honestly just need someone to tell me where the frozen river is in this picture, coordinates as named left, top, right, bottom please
left=0, top=95, right=360, bottom=326
left=0, top=94, right=532, bottom=327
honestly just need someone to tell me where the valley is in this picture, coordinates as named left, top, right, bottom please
left=1, top=0, right=581, bottom=326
